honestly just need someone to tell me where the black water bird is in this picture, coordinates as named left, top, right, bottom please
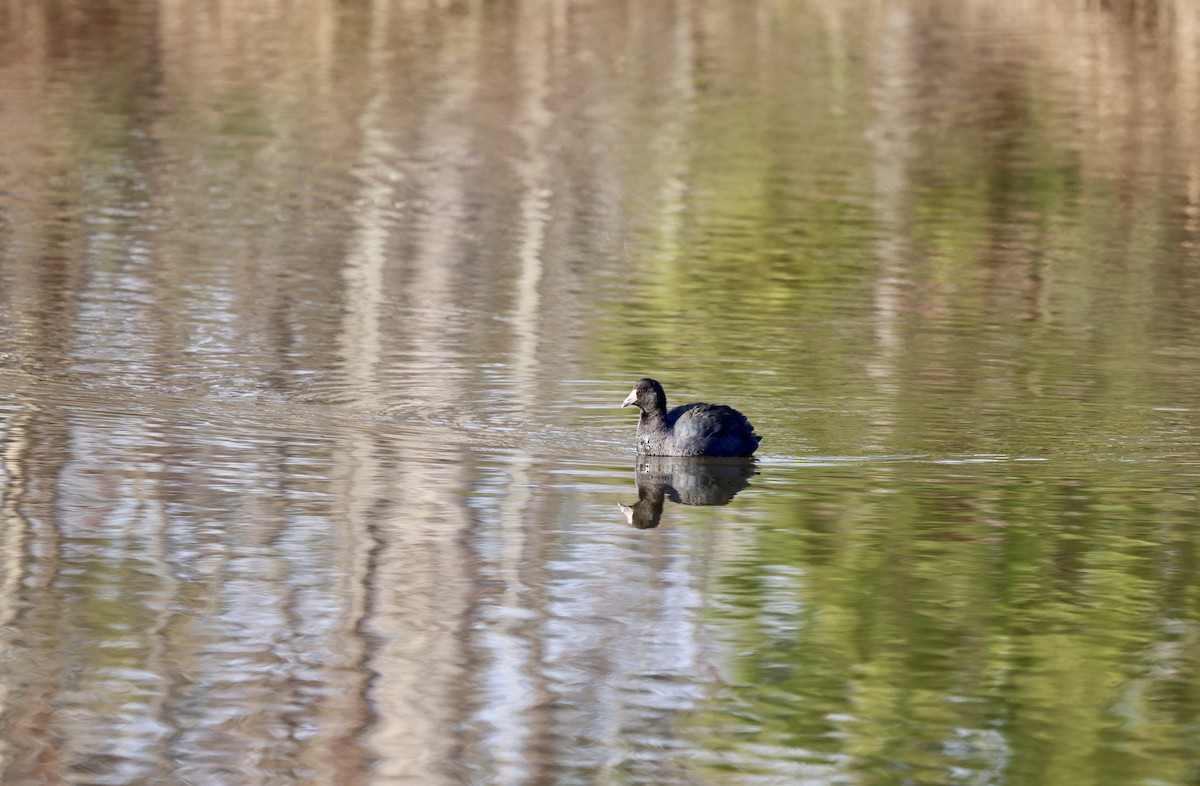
left=620, top=378, right=761, bottom=457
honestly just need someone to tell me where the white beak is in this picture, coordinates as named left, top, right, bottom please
left=621, top=389, right=638, bottom=408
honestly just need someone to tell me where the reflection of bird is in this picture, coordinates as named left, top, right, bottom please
left=621, top=378, right=761, bottom=457
left=618, top=455, right=756, bottom=529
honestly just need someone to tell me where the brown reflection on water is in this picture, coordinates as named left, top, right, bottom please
left=0, top=400, right=374, bottom=783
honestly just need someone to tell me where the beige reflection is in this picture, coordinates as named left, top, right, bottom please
left=487, top=2, right=559, bottom=784
left=0, top=407, right=29, bottom=778
left=332, top=0, right=728, bottom=778
left=865, top=3, right=919, bottom=449
left=337, top=2, right=480, bottom=783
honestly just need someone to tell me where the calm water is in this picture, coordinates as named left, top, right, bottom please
left=2, top=0, right=1200, bottom=784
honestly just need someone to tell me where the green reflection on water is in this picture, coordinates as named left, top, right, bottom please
left=671, top=462, right=1200, bottom=784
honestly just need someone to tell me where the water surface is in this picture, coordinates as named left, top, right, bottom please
left=2, top=1, right=1200, bottom=784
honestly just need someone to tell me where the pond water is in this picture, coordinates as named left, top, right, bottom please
left=2, top=0, right=1200, bottom=784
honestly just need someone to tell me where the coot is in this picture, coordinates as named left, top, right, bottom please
left=621, top=378, right=761, bottom=457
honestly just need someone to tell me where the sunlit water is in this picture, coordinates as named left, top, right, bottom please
left=2, top=1, right=1200, bottom=784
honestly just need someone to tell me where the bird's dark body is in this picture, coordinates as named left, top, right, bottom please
left=623, top=379, right=761, bottom=458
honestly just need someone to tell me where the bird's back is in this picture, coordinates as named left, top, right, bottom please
left=666, top=403, right=761, bottom=457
